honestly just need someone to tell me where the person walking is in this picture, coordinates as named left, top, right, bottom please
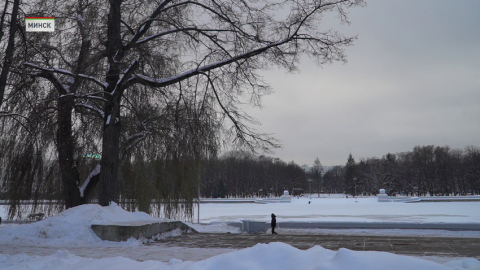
left=271, top=213, right=278, bottom=234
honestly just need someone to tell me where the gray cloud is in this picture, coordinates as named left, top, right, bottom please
left=244, top=0, right=480, bottom=166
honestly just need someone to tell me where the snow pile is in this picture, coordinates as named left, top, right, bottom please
left=445, top=258, right=480, bottom=269
left=0, top=202, right=167, bottom=246
left=146, top=228, right=184, bottom=242
left=188, top=222, right=241, bottom=234
left=0, top=242, right=479, bottom=270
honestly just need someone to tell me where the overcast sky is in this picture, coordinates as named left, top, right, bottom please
left=246, top=0, right=480, bottom=167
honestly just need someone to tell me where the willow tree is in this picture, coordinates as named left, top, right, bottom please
left=117, top=79, right=222, bottom=220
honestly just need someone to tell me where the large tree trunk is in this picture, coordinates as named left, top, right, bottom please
left=98, top=0, right=123, bottom=206
left=0, top=0, right=19, bottom=107
left=98, top=104, right=121, bottom=206
left=57, top=95, right=82, bottom=208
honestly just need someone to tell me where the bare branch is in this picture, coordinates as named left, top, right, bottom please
left=74, top=103, right=104, bottom=119
left=24, top=64, right=69, bottom=95
left=125, top=0, right=174, bottom=49
left=128, top=38, right=290, bottom=89
left=135, top=27, right=233, bottom=45
left=24, top=63, right=106, bottom=90
left=203, top=72, right=279, bottom=153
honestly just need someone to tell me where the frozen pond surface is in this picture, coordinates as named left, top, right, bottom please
left=194, top=196, right=480, bottom=224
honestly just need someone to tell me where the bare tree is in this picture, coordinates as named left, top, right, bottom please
left=85, top=0, right=365, bottom=206
left=412, top=145, right=436, bottom=196
left=464, top=145, right=480, bottom=195
left=3, top=0, right=364, bottom=216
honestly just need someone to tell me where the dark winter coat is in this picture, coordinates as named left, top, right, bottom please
left=271, top=214, right=276, bottom=228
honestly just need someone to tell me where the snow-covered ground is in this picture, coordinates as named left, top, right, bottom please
left=0, top=197, right=479, bottom=269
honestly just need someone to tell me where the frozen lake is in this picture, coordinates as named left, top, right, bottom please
left=195, top=196, right=480, bottom=224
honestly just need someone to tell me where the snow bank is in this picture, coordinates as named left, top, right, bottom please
left=0, top=242, right=478, bottom=270
left=444, top=258, right=480, bottom=270
left=0, top=202, right=167, bottom=246
left=185, top=243, right=457, bottom=270
left=187, top=222, right=241, bottom=234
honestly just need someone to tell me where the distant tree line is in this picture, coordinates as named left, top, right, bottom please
left=200, top=151, right=307, bottom=198
left=197, top=144, right=480, bottom=200
left=336, top=145, right=480, bottom=197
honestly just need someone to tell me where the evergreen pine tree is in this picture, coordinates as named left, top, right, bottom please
left=383, top=153, right=397, bottom=196
left=312, top=158, right=323, bottom=196
left=344, top=154, right=356, bottom=196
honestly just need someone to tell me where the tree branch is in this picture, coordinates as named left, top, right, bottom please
left=74, top=103, right=104, bottom=119
left=127, top=37, right=291, bottom=89
left=24, top=63, right=106, bottom=90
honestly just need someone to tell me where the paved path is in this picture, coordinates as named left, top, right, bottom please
left=150, top=233, right=480, bottom=258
